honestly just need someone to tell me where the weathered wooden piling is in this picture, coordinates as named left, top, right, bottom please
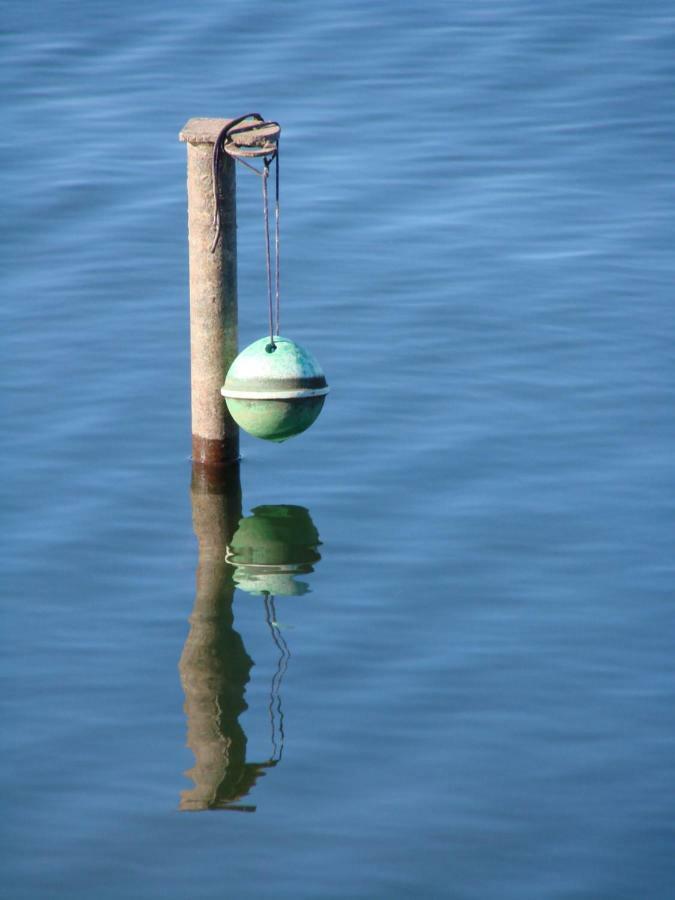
left=179, top=118, right=239, bottom=466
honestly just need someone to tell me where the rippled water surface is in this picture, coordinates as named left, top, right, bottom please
left=2, top=2, right=674, bottom=898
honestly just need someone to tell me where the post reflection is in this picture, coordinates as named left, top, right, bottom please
left=179, top=463, right=321, bottom=812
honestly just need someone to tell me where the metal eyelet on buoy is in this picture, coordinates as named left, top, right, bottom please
left=221, top=336, right=329, bottom=442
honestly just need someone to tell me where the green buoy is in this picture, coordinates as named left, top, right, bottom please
left=221, top=336, right=329, bottom=442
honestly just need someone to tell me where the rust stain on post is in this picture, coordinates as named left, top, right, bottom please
left=180, top=118, right=239, bottom=466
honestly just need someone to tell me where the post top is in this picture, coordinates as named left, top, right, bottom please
left=180, top=116, right=281, bottom=157
left=179, top=118, right=234, bottom=144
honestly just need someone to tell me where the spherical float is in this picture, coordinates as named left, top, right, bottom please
left=225, top=505, right=322, bottom=596
left=221, top=336, right=329, bottom=443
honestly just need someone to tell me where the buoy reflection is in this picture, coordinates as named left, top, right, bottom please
left=226, top=504, right=321, bottom=596
left=179, top=464, right=321, bottom=812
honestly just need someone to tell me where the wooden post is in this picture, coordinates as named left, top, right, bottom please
left=179, top=118, right=239, bottom=467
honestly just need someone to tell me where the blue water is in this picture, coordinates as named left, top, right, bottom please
left=2, top=2, right=675, bottom=897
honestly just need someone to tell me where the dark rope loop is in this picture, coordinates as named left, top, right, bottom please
left=210, top=113, right=265, bottom=254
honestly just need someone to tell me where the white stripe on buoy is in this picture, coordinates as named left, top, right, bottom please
left=221, top=385, right=330, bottom=400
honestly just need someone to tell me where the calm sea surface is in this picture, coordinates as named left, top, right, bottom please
left=2, top=2, right=674, bottom=898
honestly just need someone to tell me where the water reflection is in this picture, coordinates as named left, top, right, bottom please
left=179, top=464, right=321, bottom=812
left=227, top=505, right=321, bottom=597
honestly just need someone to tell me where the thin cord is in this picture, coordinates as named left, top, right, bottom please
left=274, top=147, right=281, bottom=337
left=262, top=159, right=275, bottom=347
left=210, top=115, right=281, bottom=346
left=211, top=113, right=281, bottom=349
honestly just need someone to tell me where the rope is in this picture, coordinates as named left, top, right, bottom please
left=274, top=146, right=281, bottom=338
left=211, top=114, right=281, bottom=347
left=262, top=160, right=275, bottom=346
left=210, top=113, right=264, bottom=254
